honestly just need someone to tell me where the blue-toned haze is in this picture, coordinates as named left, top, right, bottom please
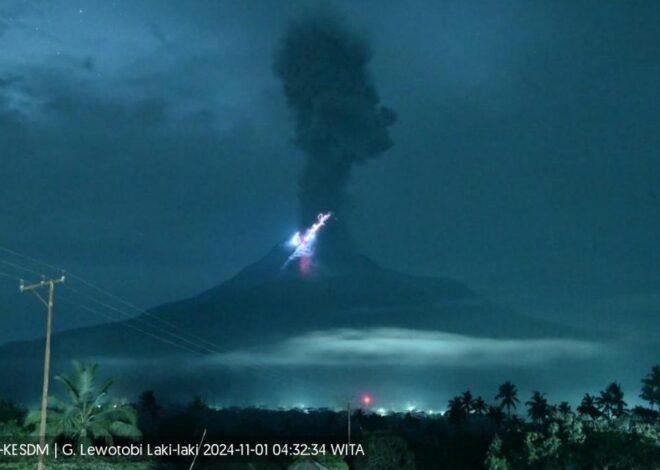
left=0, top=1, right=658, bottom=407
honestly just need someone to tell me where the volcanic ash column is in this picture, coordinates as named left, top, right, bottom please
left=274, top=15, right=396, bottom=262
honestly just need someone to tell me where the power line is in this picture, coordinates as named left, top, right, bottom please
left=58, top=296, right=308, bottom=391
left=0, top=271, right=22, bottom=281
left=0, top=252, right=220, bottom=353
left=0, top=258, right=43, bottom=277
left=0, top=253, right=252, bottom=360
left=0, top=253, right=244, bottom=359
left=58, top=281, right=316, bottom=390
left=0, top=244, right=320, bottom=392
left=0, top=245, right=61, bottom=273
left=59, top=297, right=208, bottom=357
left=0, top=246, right=223, bottom=351
left=64, top=277, right=224, bottom=352
left=62, top=284, right=220, bottom=355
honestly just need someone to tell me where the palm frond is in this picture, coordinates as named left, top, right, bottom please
left=55, top=375, right=80, bottom=404
left=109, top=421, right=142, bottom=441
left=89, top=422, right=114, bottom=445
left=25, top=361, right=143, bottom=447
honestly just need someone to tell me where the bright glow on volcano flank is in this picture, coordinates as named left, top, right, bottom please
left=286, top=212, right=332, bottom=274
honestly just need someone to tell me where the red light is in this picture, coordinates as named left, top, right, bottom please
left=299, top=256, right=311, bottom=275
left=361, top=394, right=372, bottom=406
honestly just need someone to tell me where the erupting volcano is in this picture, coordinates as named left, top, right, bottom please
left=274, top=15, right=396, bottom=257
left=0, top=15, right=597, bottom=406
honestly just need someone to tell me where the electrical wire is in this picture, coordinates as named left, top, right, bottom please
left=58, top=297, right=208, bottom=358
left=0, top=246, right=319, bottom=392
left=0, top=258, right=43, bottom=277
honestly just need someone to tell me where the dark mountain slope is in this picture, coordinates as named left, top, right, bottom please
left=0, top=238, right=590, bottom=401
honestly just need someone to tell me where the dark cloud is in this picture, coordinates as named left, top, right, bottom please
left=273, top=15, right=395, bottom=229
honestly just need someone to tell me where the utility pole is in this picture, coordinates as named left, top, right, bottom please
left=20, top=275, right=65, bottom=470
left=347, top=400, right=351, bottom=446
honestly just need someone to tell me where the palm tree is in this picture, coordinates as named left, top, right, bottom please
left=526, top=391, right=550, bottom=424
left=557, top=401, right=572, bottom=416
left=597, top=382, right=627, bottom=419
left=446, top=397, right=466, bottom=426
left=473, top=396, right=488, bottom=415
left=138, top=390, right=160, bottom=417
left=0, top=397, right=22, bottom=423
left=460, top=390, right=474, bottom=415
left=577, top=393, right=601, bottom=419
left=26, top=361, right=141, bottom=446
left=631, top=405, right=656, bottom=423
left=495, top=381, right=520, bottom=417
left=487, top=405, right=505, bottom=426
left=640, top=365, right=660, bottom=411
left=187, top=396, right=208, bottom=412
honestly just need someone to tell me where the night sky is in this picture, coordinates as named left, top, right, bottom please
left=0, top=1, right=658, bottom=404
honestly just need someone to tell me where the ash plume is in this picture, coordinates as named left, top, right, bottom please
left=274, top=15, right=396, bottom=231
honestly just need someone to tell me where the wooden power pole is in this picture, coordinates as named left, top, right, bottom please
left=347, top=400, right=352, bottom=446
left=20, top=275, right=65, bottom=470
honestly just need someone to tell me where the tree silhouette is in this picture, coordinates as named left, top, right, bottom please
left=640, top=365, right=660, bottom=411
left=631, top=405, right=657, bottom=423
left=461, top=390, right=474, bottom=415
left=138, top=390, right=160, bottom=417
left=557, top=401, right=572, bottom=416
left=487, top=405, right=505, bottom=426
left=364, top=432, right=415, bottom=470
left=597, top=383, right=627, bottom=419
left=473, top=396, right=488, bottom=415
left=577, top=394, right=600, bottom=419
left=25, top=361, right=141, bottom=446
left=446, top=397, right=466, bottom=425
left=495, top=381, right=520, bottom=417
left=187, top=396, right=209, bottom=413
left=0, top=397, right=23, bottom=423
left=526, top=391, right=550, bottom=424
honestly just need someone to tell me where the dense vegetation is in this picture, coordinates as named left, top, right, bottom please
left=0, top=363, right=658, bottom=468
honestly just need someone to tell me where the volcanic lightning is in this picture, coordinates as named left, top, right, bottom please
left=286, top=212, right=333, bottom=274
left=288, top=212, right=332, bottom=258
